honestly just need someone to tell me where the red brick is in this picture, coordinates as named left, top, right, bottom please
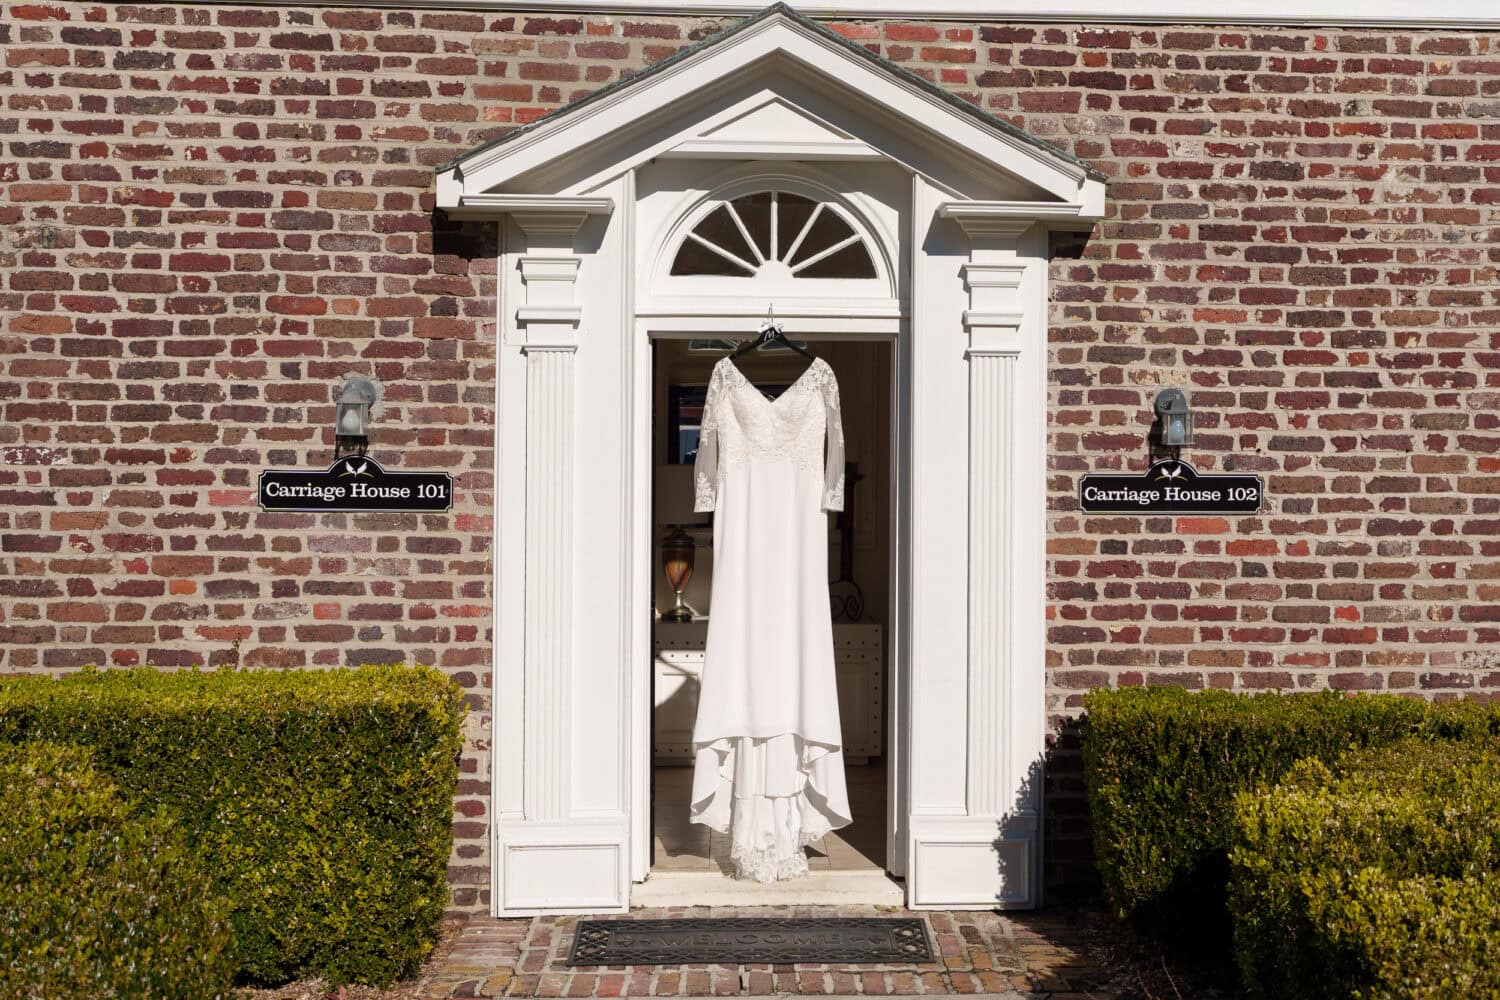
left=3, top=3, right=1500, bottom=918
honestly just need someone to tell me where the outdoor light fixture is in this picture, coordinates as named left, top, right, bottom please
left=334, top=375, right=379, bottom=456
left=1154, top=387, right=1194, bottom=448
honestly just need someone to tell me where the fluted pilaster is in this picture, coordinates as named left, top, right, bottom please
left=952, top=215, right=1031, bottom=819
left=523, top=343, right=575, bottom=819
left=965, top=349, right=1018, bottom=815
left=511, top=208, right=595, bottom=822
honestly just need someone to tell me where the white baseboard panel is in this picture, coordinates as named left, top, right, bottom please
left=497, top=820, right=629, bottom=915
left=907, top=815, right=1039, bottom=910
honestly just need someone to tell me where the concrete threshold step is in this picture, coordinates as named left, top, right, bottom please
left=631, top=869, right=905, bottom=907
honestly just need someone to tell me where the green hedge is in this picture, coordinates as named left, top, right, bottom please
left=0, top=664, right=467, bottom=987
left=0, top=742, right=236, bottom=999
left=1230, top=738, right=1500, bottom=1000
left=1080, top=688, right=1443, bottom=931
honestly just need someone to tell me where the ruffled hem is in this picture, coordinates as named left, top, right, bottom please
left=689, top=732, right=852, bottom=884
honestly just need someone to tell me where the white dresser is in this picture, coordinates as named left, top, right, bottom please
left=652, top=622, right=883, bottom=764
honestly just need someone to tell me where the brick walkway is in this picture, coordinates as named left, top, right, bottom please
left=413, top=906, right=1111, bottom=999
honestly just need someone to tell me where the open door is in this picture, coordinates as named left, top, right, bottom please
left=642, top=337, right=902, bottom=905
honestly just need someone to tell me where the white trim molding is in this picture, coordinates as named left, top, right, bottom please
left=496, top=823, right=628, bottom=913
left=664, top=138, right=883, bottom=162
left=440, top=194, right=614, bottom=223
left=466, top=0, right=1102, bottom=916
left=938, top=198, right=1103, bottom=233
left=960, top=263, right=1026, bottom=357
left=902, top=198, right=1052, bottom=910
left=493, top=201, right=633, bottom=915
left=182, top=0, right=1500, bottom=29
left=645, top=166, right=898, bottom=305
left=436, top=7, right=1107, bottom=214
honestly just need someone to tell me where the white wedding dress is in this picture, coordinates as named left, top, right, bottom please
left=689, top=354, right=852, bottom=883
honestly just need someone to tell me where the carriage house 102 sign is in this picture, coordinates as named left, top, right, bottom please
left=1078, top=461, right=1264, bottom=515
left=258, top=457, right=453, bottom=513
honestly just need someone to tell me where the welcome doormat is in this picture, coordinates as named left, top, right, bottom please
left=567, top=917, right=932, bottom=966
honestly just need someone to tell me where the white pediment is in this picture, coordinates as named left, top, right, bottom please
left=436, top=3, right=1105, bottom=218
left=665, top=94, right=880, bottom=162
left=700, top=96, right=854, bottom=145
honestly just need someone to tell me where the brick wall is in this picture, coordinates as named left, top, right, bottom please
left=2, top=3, right=1497, bottom=907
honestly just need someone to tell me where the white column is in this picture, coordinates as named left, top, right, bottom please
left=907, top=205, right=1047, bottom=909
left=522, top=343, right=573, bottom=820
left=494, top=203, right=630, bottom=914
left=960, top=238, right=1029, bottom=820
left=515, top=217, right=586, bottom=824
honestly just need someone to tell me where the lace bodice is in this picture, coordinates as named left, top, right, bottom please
left=694, top=356, right=844, bottom=513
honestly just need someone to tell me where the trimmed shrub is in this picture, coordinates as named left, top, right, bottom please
left=0, top=742, right=235, bottom=999
left=0, top=664, right=467, bottom=987
left=1080, top=687, right=1435, bottom=932
left=1230, top=738, right=1500, bottom=1000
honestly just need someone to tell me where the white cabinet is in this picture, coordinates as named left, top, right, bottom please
left=653, top=622, right=883, bottom=764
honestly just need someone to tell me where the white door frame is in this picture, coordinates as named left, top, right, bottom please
left=445, top=7, right=1106, bottom=917
left=481, top=189, right=1085, bottom=915
left=630, top=321, right=909, bottom=895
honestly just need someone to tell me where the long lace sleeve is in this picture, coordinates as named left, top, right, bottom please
left=821, top=367, right=844, bottom=512
left=693, top=364, right=722, bottom=513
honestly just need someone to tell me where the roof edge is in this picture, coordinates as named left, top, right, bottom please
left=435, top=2, right=1107, bottom=184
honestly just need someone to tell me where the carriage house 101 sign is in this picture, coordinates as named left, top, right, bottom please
left=1079, top=461, right=1264, bottom=515
left=258, top=457, right=453, bottom=513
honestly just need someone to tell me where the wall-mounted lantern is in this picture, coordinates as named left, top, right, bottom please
left=1154, top=388, right=1194, bottom=448
left=334, top=375, right=379, bottom=457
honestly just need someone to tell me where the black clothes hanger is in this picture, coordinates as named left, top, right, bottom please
left=729, top=306, right=816, bottom=363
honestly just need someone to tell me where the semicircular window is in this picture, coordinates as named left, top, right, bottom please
left=670, top=191, right=878, bottom=279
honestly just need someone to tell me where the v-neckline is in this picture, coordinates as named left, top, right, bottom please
left=723, top=356, right=821, bottom=405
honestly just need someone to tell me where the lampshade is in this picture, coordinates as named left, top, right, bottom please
left=337, top=398, right=367, bottom=436
left=1154, top=388, right=1194, bottom=447
left=660, top=525, right=696, bottom=622
left=334, top=376, right=377, bottom=456
left=661, top=526, right=695, bottom=586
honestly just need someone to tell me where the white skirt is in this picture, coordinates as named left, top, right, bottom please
left=687, top=419, right=853, bottom=882
left=690, top=732, right=852, bottom=883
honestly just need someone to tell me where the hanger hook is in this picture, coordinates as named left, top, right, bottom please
left=758, top=302, right=779, bottom=338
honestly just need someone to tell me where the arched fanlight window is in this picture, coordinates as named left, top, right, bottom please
left=670, top=191, right=878, bottom=280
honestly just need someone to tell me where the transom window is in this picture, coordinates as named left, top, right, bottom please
left=670, top=190, right=878, bottom=280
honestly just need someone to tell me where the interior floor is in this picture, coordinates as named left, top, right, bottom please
left=652, top=759, right=886, bottom=874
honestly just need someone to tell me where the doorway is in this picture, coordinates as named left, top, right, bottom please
left=642, top=335, right=900, bottom=904
left=466, top=5, right=1099, bottom=915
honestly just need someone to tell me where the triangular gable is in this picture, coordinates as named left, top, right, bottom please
left=700, top=96, right=856, bottom=144
left=436, top=3, right=1105, bottom=213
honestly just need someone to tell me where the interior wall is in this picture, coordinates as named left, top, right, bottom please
left=650, top=340, right=891, bottom=638
left=649, top=338, right=895, bottom=875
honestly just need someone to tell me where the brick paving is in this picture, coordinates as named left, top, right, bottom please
left=413, top=907, right=1110, bottom=999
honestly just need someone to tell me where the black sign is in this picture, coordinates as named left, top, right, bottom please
left=1079, top=460, right=1263, bottom=515
left=258, top=457, right=452, bottom=513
